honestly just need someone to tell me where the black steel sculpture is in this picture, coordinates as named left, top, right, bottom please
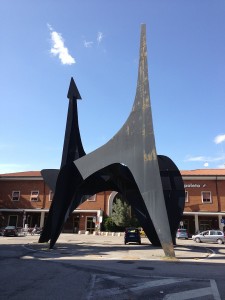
left=39, top=24, right=185, bottom=257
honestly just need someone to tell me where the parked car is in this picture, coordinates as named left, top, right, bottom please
left=192, top=230, right=225, bottom=244
left=176, top=228, right=188, bottom=239
left=124, top=227, right=141, bottom=245
left=3, top=226, right=19, bottom=237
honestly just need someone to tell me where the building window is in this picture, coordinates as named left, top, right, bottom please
left=202, top=191, right=212, bottom=203
left=49, top=191, right=54, bottom=201
left=185, top=191, right=188, bottom=202
left=12, top=191, right=20, bottom=201
left=87, top=195, right=96, bottom=202
left=8, top=215, right=18, bottom=226
left=30, top=190, right=39, bottom=201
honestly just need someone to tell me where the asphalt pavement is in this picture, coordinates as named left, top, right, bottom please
left=1, top=233, right=225, bottom=299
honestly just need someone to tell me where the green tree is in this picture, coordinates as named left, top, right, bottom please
left=111, top=198, right=131, bottom=228
left=103, top=216, right=117, bottom=232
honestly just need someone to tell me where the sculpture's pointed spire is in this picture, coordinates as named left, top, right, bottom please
left=67, top=77, right=81, bottom=100
left=61, top=77, right=85, bottom=168
left=134, top=23, right=149, bottom=108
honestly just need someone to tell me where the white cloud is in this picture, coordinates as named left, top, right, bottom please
left=185, top=156, right=205, bottom=162
left=203, top=162, right=209, bottom=167
left=48, top=24, right=75, bottom=65
left=97, top=32, right=103, bottom=44
left=82, top=31, right=104, bottom=49
left=84, top=40, right=94, bottom=48
left=214, top=134, right=225, bottom=144
left=185, top=155, right=225, bottom=163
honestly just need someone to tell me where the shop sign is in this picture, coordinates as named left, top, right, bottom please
left=184, top=183, right=206, bottom=188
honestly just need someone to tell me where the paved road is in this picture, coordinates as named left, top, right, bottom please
left=0, top=234, right=224, bottom=299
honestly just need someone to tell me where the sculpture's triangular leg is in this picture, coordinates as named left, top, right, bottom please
left=71, top=25, right=175, bottom=257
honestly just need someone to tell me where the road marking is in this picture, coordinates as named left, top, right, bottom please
left=89, top=277, right=189, bottom=298
left=163, top=279, right=221, bottom=300
left=88, top=274, right=221, bottom=300
left=129, top=278, right=189, bottom=292
left=164, top=287, right=212, bottom=300
left=210, top=279, right=222, bottom=300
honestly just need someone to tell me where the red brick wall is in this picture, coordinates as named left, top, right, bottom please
left=1, top=174, right=225, bottom=232
left=0, top=180, right=46, bottom=209
left=184, top=179, right=225, bottom=212
left=1, top=176, right=225, bottom=217
left=0, top=178, right=112, bottom=214
left=217, top=180, right=225, bottom=212
left=78, top=191, right=111, bottom=215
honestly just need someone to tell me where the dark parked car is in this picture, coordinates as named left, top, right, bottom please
left=3, top=226, right=19, bottom=237
left=124, top=227, right=141, bottom=245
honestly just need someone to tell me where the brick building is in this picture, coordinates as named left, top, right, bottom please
left=181, top=169, right=225, bottom=235
left=0, top=171, right=120, bottom=233
left=0, top=169, right=225, bottom=235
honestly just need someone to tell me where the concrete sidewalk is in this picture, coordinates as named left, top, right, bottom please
left=24, top=233, right=212, bottom=262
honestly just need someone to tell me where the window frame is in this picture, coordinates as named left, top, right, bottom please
left=201, top=191, right=212, bottom=203
left=12, top=191, right=20, bottom=201
left=185, top=190, right=188, bottom=203
left=30, top=190, right=39, bottom=202
left=49, top=190, right=54, bottom=202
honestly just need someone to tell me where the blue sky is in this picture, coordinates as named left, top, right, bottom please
left=1, top=0, right=225, bottom=174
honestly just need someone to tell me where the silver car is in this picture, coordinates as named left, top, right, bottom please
left=192, top=230, right=225, bottom=244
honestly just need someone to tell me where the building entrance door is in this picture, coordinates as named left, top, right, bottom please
left=86, top=217, right=95, bottom=233
left=9, top=215, right=18, bottom=226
